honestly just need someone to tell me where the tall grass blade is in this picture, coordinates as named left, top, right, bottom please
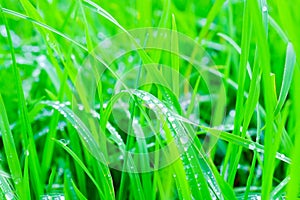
left=274, top=43, right=296, bottom=116
left=0, top=94, right=25, bottom=199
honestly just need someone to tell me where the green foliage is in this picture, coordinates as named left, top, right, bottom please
left=0, top=0, right=299, bottom=199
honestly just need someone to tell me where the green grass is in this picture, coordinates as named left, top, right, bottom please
left=0, top=0, right=299, bottom=199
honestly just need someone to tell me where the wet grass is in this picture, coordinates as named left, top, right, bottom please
left=0, top=0, right=299, bottom=199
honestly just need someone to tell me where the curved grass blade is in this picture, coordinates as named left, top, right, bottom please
left=0, top=6, right=43, bottom=197
left=41, top=71, right=68, bottom=180
left=274, top=43, right=296, bottom=116
left=227, top=0, right=252, bottom=186
left=42, top=101, right=115, bottom=199
left=0, top=94, right=25, bottom=199
left=0, top=168, right=15, bottom=200
left=127, top=90, right=216, bottom=199
left=54, top=139, right=106, bottom=199
left=197, top=127, right=291, bottom=164
left=64, top=168, right=77, bottom=200
left=271, top=176, right=289, bottom=199
left=287, top=67, right=300, bottom=199
left=249, top=0, right=276, bottom=198
left=71, top=180, right=88, bottom=200
left=218, top=32, right=252, bottom=79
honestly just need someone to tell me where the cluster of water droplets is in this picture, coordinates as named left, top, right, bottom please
left=132, top=89, right=193, bottom=151
left=41, top=194, right=65, bottom=200
left=0, top=178, right=15, bottom=200
left=43, top=101, right=96, bottom=155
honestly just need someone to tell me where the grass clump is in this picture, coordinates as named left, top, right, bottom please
left=0, top=0, right=299, bottom=199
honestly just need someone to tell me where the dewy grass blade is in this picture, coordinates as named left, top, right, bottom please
left=54, top=139, right=106, bottom=199
left=171, top=14, right=180, bottom=97
left=67, top=124, right=87, bottom=196
left=227, top=0, right=252, bottom=186
left=0, top=94, right=25, bottom=199
left=275, top=0, right=300, bottom=71
left=130, top=90, right=213, bottom=199
left=249, top=0, right=276, bottom=198
left=229, top=47, right=261, bottom=188
left=287, top=67, right=300, bottom=199
left=42, top=101, right=115, bottom=199
left=197, top=128, right=291, bottom=164
left=244, top=105, right=261, bottom=199
left=41, top=71, right=68, bottom=180
left=103, top=89, right=214, bottom=199
left=217, top=33, right=252, bottom=79
left=0, top=169, right=15, bottom=200
left=71, top=180, right=88, bottom=200
left=0, top=6, right=43, bottom=198
left=1, top=8, right=86, bottom=49
left=274, top=43, right=296, bottom=116
left=23, top=149, right=30, bottom=200
left=271, top=176, right=290, bottom=199
left=64, top=169, right=77, bottom=200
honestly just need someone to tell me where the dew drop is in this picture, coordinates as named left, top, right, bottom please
left=78, top=104, right=84, bottom=110
left=128, top=56, right=134, bottom=63
left=172, top=123, right=177, bottom=128
left=60, top=139, right=70, bottom=146
left=184, top=146, right=189, bottom=151
left=46, top=34, right=50, bottom=42
left=148, top=103, right=155, bottom=109
left=162, top=107, right=168, bottom=114
left=248, top=143, right=256, bottom=150
left=180, top=136, right=189, bottom=144
left=168, top=116, right=175, bottom=122
left=25, top=150, right=29, bottom=156
left=5, top=193, right=14, bottom=200
left=90, top=110, right=99, bottom=118
left=262, top=6, right=268, bottom=12
left=13, top=177, right=22, bottom=185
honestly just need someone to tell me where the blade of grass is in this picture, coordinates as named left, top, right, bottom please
left=197, top=127, right=291, bottom=164
left=54, top=139, right=106, bottom=199
left=67, top=124, right=87, bottom=196
left=286, top=67, right=300, bottom=199
left=0, top=167, right=15, bottom=200
left=249, top=1, right=276, bottom=198
left=0, top=94, right=25, bottom=199
left=41, top=70, right=68, bottom=180
left=0, top=5, right=43, bottom=197
left=244, top=104, right=261, bottom=199
left=42, top=101, right=115, bottom=199
left=227, top=0, right=252, bottom=186
left=64, top=168, right=77, bottom=200
left=23, top=149, right=30, bottom=200
left=275, top=0, right=300, bottom=71
left=71, top=180, right=88, bottom=200
left=271, top=176, right=290, bottom=199
left=274, top=42, right=296, bottom=116
left=217, top=32, right=252, bottom=79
